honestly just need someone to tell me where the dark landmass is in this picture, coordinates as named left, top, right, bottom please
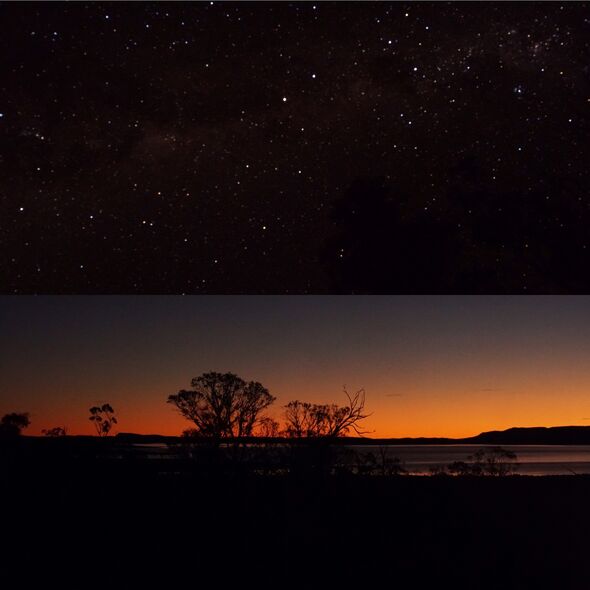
left=2, top=433, right=588, bottom=590
left=3, top=426, right=588, bottom=587
left=364, top=425, right=590, bottom=445
left=464, top=425, right=590, bottom=445
left=104, top=424, right=590, bottom=445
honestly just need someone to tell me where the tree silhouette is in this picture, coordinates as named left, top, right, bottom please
left=42, top=426, right=67, bottom=437
left=284, top=388, right=370, bottom=438
left=88, top=404, right=117, bottom=437
left=0, top=412, right=31, bottom=437
left=167, top=371, right=276, bottom=440
left=283, top=401, right=323, bottom=437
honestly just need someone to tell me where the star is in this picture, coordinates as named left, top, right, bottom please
left=1, top=1, right=588, bottom=294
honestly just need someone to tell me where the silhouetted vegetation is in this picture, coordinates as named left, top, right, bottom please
left=332, top=445, right=408, bottom=476
left=0, top=434, right=585, bottom=589
left=369, top=446, right=408, bottom=476
left=0, top=412, right=30, bottom=437
left=283, top=388, right=370, bottom=438
left=446, top=447, right=519, bottom=476
left=42, top=426, right=67, bottom=437
left=256, top=416, right=281, bottom=437
left=167, top=371, right=276, bottom=441
left=264, top=388, right=372, bottom=476
left=0, top=382, right=584, bottom=589
left=88, top=403, right=117, bottom=437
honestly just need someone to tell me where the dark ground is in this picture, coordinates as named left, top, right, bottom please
left=3, top=438, right=589, bottom=589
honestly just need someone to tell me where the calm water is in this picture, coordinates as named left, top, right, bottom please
left=135, top=443, right=590, bottom=475
left=348, top=444, right=590, bottom=475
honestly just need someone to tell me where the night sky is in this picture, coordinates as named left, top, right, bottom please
left=2, top=296, right=590, bottom=437
left=2, top=2, right=590, bottom=294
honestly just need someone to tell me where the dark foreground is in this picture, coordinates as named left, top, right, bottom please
left=3, top=438, right=589, bottom=589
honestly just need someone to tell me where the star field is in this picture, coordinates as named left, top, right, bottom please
left=1, top=2, right=589, bottom=293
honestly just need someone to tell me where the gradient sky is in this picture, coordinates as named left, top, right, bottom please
left=2, top=296, right=590, bottom=438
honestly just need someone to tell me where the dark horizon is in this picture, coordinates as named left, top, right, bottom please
left=17, top=423, right=590, bottom=445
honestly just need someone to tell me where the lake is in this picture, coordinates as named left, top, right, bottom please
left=347, top=444, right=590, bottom=475
left=134, top=443, right=590, bottom=475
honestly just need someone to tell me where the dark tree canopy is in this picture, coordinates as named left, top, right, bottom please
left=0, top=412, right=31, bottom=437
left=89, top=403, right=117, bottom=437
left=168, top=371, right=276, bottom=439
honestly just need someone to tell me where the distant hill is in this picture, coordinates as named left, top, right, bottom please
left=466, top=426, right=590, bottom=445
left=108, top=426, right=590, bottom=446
left=357, top=425, right=590, bottom=445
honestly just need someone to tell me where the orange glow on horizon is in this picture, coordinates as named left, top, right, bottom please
left=22, top=376, right=590, bottom=439
left=5, top=297, right=590, bottom=440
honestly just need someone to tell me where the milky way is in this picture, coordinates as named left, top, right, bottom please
left=1, top=2, right=589, bottom=293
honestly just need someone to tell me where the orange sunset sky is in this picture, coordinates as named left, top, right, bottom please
left=2, top=296, right=590, bottom=438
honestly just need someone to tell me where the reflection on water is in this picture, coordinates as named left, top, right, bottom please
left=133, top=443, right=590, bottom=475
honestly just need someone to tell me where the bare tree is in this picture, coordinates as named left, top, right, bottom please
left=89, top=404, right=117, bottom=437
left=324, top=388, right=371, bottom=437
left=284, top=388, right=370, bottom=438
left=167, top=372, right=276, bottom=440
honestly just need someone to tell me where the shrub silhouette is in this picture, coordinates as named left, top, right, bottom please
left=447, top=447, right=519, bottom=476
left=372, top=446, right=407, bottom=476
left=336, top=447, right=406, bottom=476
left=42, top=426, right=67, bottom=437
